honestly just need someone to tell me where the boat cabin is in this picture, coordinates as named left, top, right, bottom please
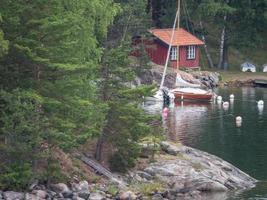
left=132, top=28, right=204, bottom=69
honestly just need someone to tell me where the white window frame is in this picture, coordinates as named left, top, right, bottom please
left=187, top=45, right=196, bottom=59
left=170, top=47, right=177, bottom=60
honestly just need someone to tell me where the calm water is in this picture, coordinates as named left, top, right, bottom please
left=144, top=87, right=267, bottom=200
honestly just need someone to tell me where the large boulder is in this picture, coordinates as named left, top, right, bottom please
left=132, top=142, right=257, bottom=198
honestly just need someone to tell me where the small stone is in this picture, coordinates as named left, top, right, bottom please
left=78, top=191, right=90, bottom=199
left=62, top=191, right=73, bottom=198
left=3, top=191, right=24, bottom=200
left=136, top=171, right=153, bottom=180
left=47, top=190, right=57, bottom=198
left=151, top=194, right=164, bottom=200
left=79, top=180, right=89, bottom=191
left=119, top=191, right=137, bottom=200
left=50, top=183, right=70, bottom=193
left=32, top=190, right=47, bottom=199
left=73, top=197, right=85, bottom=200
left=25, top=193, right=39, bottom=200
left=89, top=192, right=106, bottom=200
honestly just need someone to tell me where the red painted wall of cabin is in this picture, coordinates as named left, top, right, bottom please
left=143, top=40, right=200, bottom=68
left=145, top=40, right=168, bottom=66
left=170, top=46, right=200, bottom=68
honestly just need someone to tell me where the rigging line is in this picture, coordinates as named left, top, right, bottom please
left=184, top=0, right=194, bottom=35
left=182, top=0, right=190, bottom=32
left=160, top=8, right=179, bottom=89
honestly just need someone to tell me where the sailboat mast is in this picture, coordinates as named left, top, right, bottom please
left=176, top=0, right=181, bottom=71
left=159, top=9, right=179, bottom=89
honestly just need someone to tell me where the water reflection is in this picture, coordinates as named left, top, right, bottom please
left=165, top=101, right=210, bottom=142
left=143, top=87, right=267, bottom=200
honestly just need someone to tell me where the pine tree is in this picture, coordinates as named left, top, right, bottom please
left=95, top=44, right=155, bottom=172
left=0, top=0, right=119, bottom=187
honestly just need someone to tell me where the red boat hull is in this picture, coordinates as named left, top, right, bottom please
left=173, top=91, right=213, bottom=101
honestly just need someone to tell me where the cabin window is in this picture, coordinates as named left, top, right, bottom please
left=187, top=45, right=196, bottom=59
left=170, top=47, right=177, bottom=60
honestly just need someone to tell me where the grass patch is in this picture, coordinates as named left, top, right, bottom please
left=107, top=184, right=119, bottom=196
left=137, top=182, right=166, bottom=196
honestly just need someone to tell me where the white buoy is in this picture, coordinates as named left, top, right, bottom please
left=236, top=116, right=242, bottom=122
left=236, top=121, right=242, bottom=128
left=230, top=94, right=235, bottom=100
left=235, top=116, right=242, bottom=127
left=217, top=96, right=222, bottom=103
left=223, top=101, right=229, bottom=110
left=258, top=100, right=264, bottom=106
left=258, top=104, right=264, bottom=115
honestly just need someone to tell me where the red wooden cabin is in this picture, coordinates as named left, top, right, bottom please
left=133, top=28, right=204, bottom=69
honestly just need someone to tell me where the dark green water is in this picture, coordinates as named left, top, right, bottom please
left=144, top=87, right=267, bottom=199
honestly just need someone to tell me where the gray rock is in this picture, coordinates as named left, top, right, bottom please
left=119, top=191, right=137, bottom=200
left=78, top=191, right=90, bottom=199
left=32, top=190, right=47, bottom=199
left=50, top=183, right=69, bottom=193
left=62, top=191, right=73, bottom=198
left=89, top=192, right=105, bottom=200
left=71, top=181, right=89, bottom=192
left=136, top=171, right=153, bottom=180
left=79, top=181, right=89, bottom=191
left=132, top=141, right=256, bottom=197
left=3, top=191, right=24, bottom=200
left=73, top=197, right=85, bottom=200
left=46, top=190, right=56, bottom=198
left=151, top=194, right=164, bottom=200
left=25, top=193, right=40, bottom=200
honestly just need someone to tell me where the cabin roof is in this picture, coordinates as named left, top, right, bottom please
left=148, top=28, right=204, bottom=46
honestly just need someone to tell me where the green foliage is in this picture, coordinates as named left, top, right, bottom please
left=0, top=163, right=32, bottom=191
left=0, top=89, right=44, bottom=190
left=0, top=14, right=9, bottom=58
left=110, top=0, right=150, bottom=42
left=0, top=0, right=120, bottom=190
left=96, top=44, right=157, bottom=169
left=137, top=182, right=165, bottom=196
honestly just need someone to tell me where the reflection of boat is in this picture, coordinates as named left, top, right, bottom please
left=175, top=100, right=211, bottom=106
left=171, top=88, right=213, bottom=101
left=166, top=102, right=210, bottom=142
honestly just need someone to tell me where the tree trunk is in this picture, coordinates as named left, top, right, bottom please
left=218, top=15, right=227, bottom=69
left=95, top=64, right=109, bottom=161
left=95, top=134, right=105, bottom=161
left=199, top=21, right=214, bottom=68
left=222, top=35, right=229, bottom=70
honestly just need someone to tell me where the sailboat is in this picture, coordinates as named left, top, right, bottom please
left=157, top=0, right=214, bottom=102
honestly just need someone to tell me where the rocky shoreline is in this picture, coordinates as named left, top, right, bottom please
left=137, top=68, right=220, bottom=89
left=1, top=142, right=257, bottom=200
left=137, top=67, right=266, bottom=89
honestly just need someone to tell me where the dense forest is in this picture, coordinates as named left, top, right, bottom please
left=0, top=0, right=266, bottom=190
